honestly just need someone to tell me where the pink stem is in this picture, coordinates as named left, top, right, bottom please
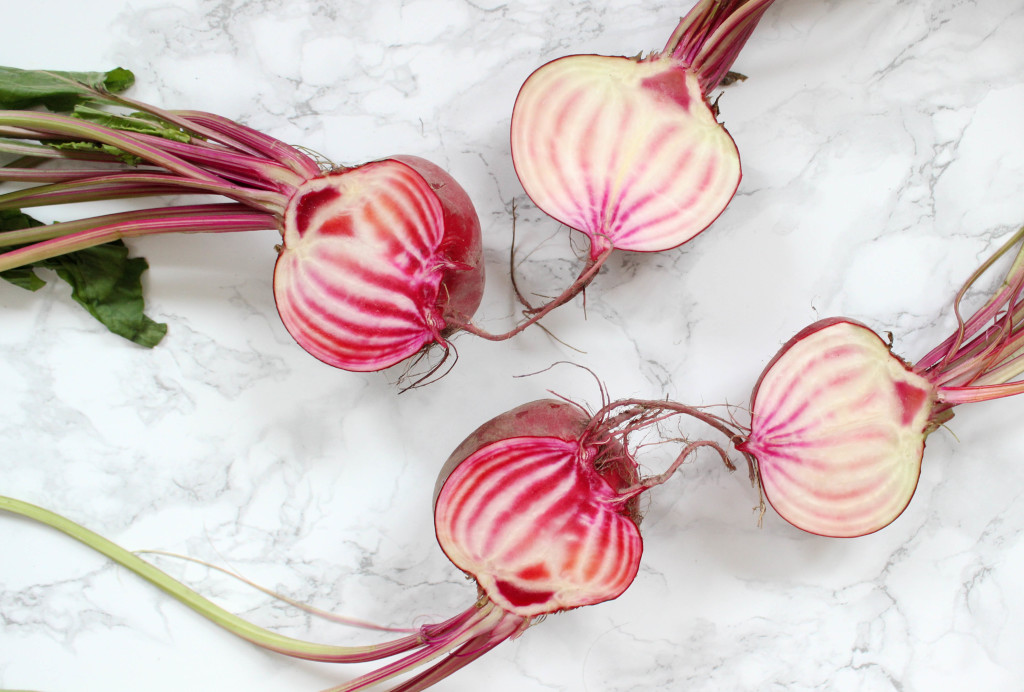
left=937, top=379, right=1024, bottom=405
left=83, top=78, right=324, bottom=180
left=328, top=603, right=524, bottom=691
left=0, top=111, right=229, bottom=185
left=0, top=203, right=260, bottom=247
left=0, top=166, right=164, bottom=183
left=130, top=131, right=306, bottom=191
left=273, top=609, right=481, bottom=664
left=172, top=110, right=324, bottom=180
left=0, top=209, right=278, bottom=273
left=454, top=245, right=612, bottom=342
left=661, top=0, right=779, bottom=94
left=0, top=172, right=287, bottom=214
left=386, top=614, right=529, bottom=692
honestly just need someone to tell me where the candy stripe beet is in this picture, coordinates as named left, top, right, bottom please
left=510, top=0, right=777, bottom=262
left=435, top=435, right=642, bottom=617
left=740, top=228, right=1024, bottom=537
left=273, top=160, right=452, bottom=371
left=739, top=320, right=935, bottom=537
left=1, top=397, right=753, bottom=689
left=511, top=55, right=739, bottom=257
left=453, top=0, right=779, bottom=343
left=0, top=69, right=484, bottom=375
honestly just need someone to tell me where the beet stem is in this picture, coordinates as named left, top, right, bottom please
left=454, top=245, right=612, bottom=342
left=0, top=208, right=277, bottom=272
left=661, top=0, right=779, bottom=94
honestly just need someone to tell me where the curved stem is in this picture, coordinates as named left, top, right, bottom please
left=28, top=68, right=321, bottom=181
left=454, top=245, right=612, bottom=342
left=917, top=225, right=1024, bottom=372
left=0, top=495, right=431, bottom=663
left=616, top=439, right=734, bottom=501
left=918, top=226, right=1024, bottom=400
left=589, top=397, right=748, bottom=448
left=135, top=550, right=420, bottom=635
left=584, top=397, right=760, bottom=490
left=170, top=110, right=324, bottom=180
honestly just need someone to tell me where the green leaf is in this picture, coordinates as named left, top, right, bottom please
left=1, top=266, right=46, bottom=291
left=47, top=139, right=144, bottom=165
left=71, top=104, right=192, bottom=143
left=0, top=66, right=135, bottom=111
left=0, top=208, right=39, bottom=232
left=52, top=243, right=168, bottom=348
left=0, top=209, right=167, bottom=348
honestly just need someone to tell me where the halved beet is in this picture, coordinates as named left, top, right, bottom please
left=434, top=399, right=643, bottom=618
left=273, top=156, right=484, bottom=372
left=739, top=319, right=936, bottom=537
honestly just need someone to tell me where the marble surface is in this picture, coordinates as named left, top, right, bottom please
left=3, top=0, right=1024, bottom=690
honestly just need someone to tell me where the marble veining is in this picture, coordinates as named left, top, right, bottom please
left=3, top=0, right=1024, bottom=690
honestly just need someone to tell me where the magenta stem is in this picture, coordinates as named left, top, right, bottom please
left=130, top=131, right=306, bottom=191
left=454, top=245, right=612, bottom=342
left=0, top=165, right=164, bottom=183
left=0, top=208, right=277, bottom=272
left=171, top=110, right=325, bottom=180
left=0, top=172, right=288, bottom=214
left=917, top=226, right=1024, bottom=404
left=583, top=397, right=757, bottom=490
left=0, top=111, right=229, bottom=184
left=661, top=0, right=779, bottom=94
left=0, top=203, right=261, bottom=247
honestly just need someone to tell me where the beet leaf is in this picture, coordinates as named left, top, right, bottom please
left=0, top=209, right=166, bottom=347
left=0, top=66, right=134, bottom=110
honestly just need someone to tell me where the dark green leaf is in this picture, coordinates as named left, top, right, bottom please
left=0, top=209, right=166, bottom=347
left=0, top=208, right=39, bottom=231
left=1, top=266, right=46, bottom=291
left=0, top=66, right=135, bottom=111
left=51, top=243, right=168, bottom=348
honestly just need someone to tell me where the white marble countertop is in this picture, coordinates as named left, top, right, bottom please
left=2, top=0, right=1024, bottom=690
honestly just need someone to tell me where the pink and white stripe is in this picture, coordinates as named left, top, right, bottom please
left=273, top=160, right=449, bottom=372
left=741, top=320, right=937, bottom=537
left=435, top=435, right=643, bottom=618
left=511, top=55, right=740, bottom=258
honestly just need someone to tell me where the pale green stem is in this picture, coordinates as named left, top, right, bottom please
left=136, top=549, right=418, bottom=634
left=0, top=496, right=426, bottom=662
